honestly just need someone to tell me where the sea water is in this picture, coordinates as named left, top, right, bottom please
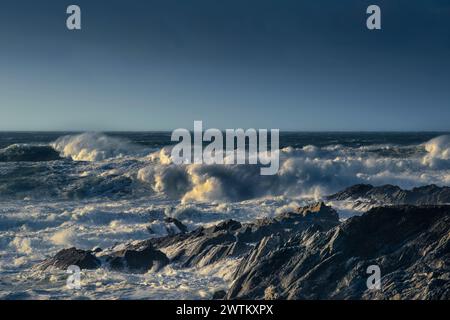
left=0, top=131, right=449, bottom=299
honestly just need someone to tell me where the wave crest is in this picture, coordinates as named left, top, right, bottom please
left=2, top=133, right=449, bottom=202
left=137, top=136, right=450, bottom=203
left=422, top=135, right=450, bottom=168
left=51, top=132, right=145, bottom=161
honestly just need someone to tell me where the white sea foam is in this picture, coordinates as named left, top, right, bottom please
left=50, top=228, right=77, bottom=246
left=422, top=135, right=450, bottom=168
left=136, top=135, right=450, bottom=203
left=51, top=132, right=148, bottom=161
left=1, top=134, right=450, bottom=299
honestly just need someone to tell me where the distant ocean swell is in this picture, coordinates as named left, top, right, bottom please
left=0, top=132, right=450, bottom=202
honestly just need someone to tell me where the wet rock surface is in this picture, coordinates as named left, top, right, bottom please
left=226, top=205, right=450, bottom=300
left=105, top=240, right=170, bottom=273
left=36, top=241, right=169, bottom=273
left=35, top=202, right=339, bottom=271
left=327, top=184, right=450, bottom=206
left=150, top=202, right=340, bottom=268
left=34, top=198, right=450, bottom=300
left=35, top=247, right=101, bottom=270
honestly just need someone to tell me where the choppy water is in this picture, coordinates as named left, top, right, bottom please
left=1, top=131, right=449, bottom=299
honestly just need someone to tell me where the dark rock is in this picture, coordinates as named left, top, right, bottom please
left=33, top=196, right=450, bottom=301
left=276, top=201, right=339, bottom=230
left=147, top=217, right=189, bottom=235
left=226, top=205, right=450, bottom=300
left=326, top=184, right=376, bottom=201
left=327, top=184, right=450, bottom=208
left=150, top=203, right=339, bottom=269
left=164, top=217, right=188, bottom=234
left=212, top=290, right=227, bottom=300
left=35, top=242, right=169, bottom=274
left=106, top=240, right=169, bottom=273
left=35, top=247, right=101, bottom=270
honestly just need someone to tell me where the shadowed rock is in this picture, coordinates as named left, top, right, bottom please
left=38, top=202, right=336, bottom=274
left=150, top=202, right=339, bottom=268
left=106, top=240, right=169, bottom=273
left=164, top=217, right=188, bottom=233
left=226, top=205, right=450, bottom=300
left=34, top=247, right=101, bottom=270
left=212, top=290, right=227, bottom=300
left=147, top=216, right=189, bottom=236
left=33, top=199, right=450, bottom=300
left=36, top=241, right=169, bottom=273
left=327, top=184, right=450, bottom=207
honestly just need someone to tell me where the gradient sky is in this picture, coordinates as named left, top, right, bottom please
left=0, top=0, right=449, bottom=131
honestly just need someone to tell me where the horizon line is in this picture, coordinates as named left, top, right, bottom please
left=0, top=130, right=449, bottom=134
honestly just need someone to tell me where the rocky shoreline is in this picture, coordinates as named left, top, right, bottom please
left=327, top=184, right=450, bottom=210
left=34, top=185, right=450, bottom=300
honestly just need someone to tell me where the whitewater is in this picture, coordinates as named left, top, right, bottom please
left=1, top=131, right=450, bottom=299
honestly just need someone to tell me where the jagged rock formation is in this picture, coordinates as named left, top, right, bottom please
left=35, top=247, right=101, bottom=270
left=146, top=217, right=188, bottom=236
left=150, top=202, right=340, bottom=268
left=35, top=202, right=338, bottom=272
left=33, top=200, right=450, bottom=300
left=35, top=241, right=169, bottom=273
left=164, top=217, right=188, bottom=234
left=226, top=205, right=450, bottom=300
left=327, top=184, right=450, bottom=208
left=104, top=240, right=170, bottom=273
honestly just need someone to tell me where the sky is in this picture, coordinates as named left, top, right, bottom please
left=0, top=0, right=449, bottom=131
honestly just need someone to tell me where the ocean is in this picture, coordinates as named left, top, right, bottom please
left=0, top=131, right=449, bottom=299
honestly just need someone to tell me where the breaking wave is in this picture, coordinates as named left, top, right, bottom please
left=1, top=133, right=450, bottom=202
left=51, top=132, right=149, bottom=161
left=136, top=135, right=450, bottom=202
left=2, top=133, right=450, bottom=299
left=422, top=135, right=450, bottom=168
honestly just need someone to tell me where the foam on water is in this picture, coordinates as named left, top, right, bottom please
left=1, top=132, right=450, bottom=299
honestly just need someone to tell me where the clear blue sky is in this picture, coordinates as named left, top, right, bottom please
left=0, top=0, right=449, bottom=131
